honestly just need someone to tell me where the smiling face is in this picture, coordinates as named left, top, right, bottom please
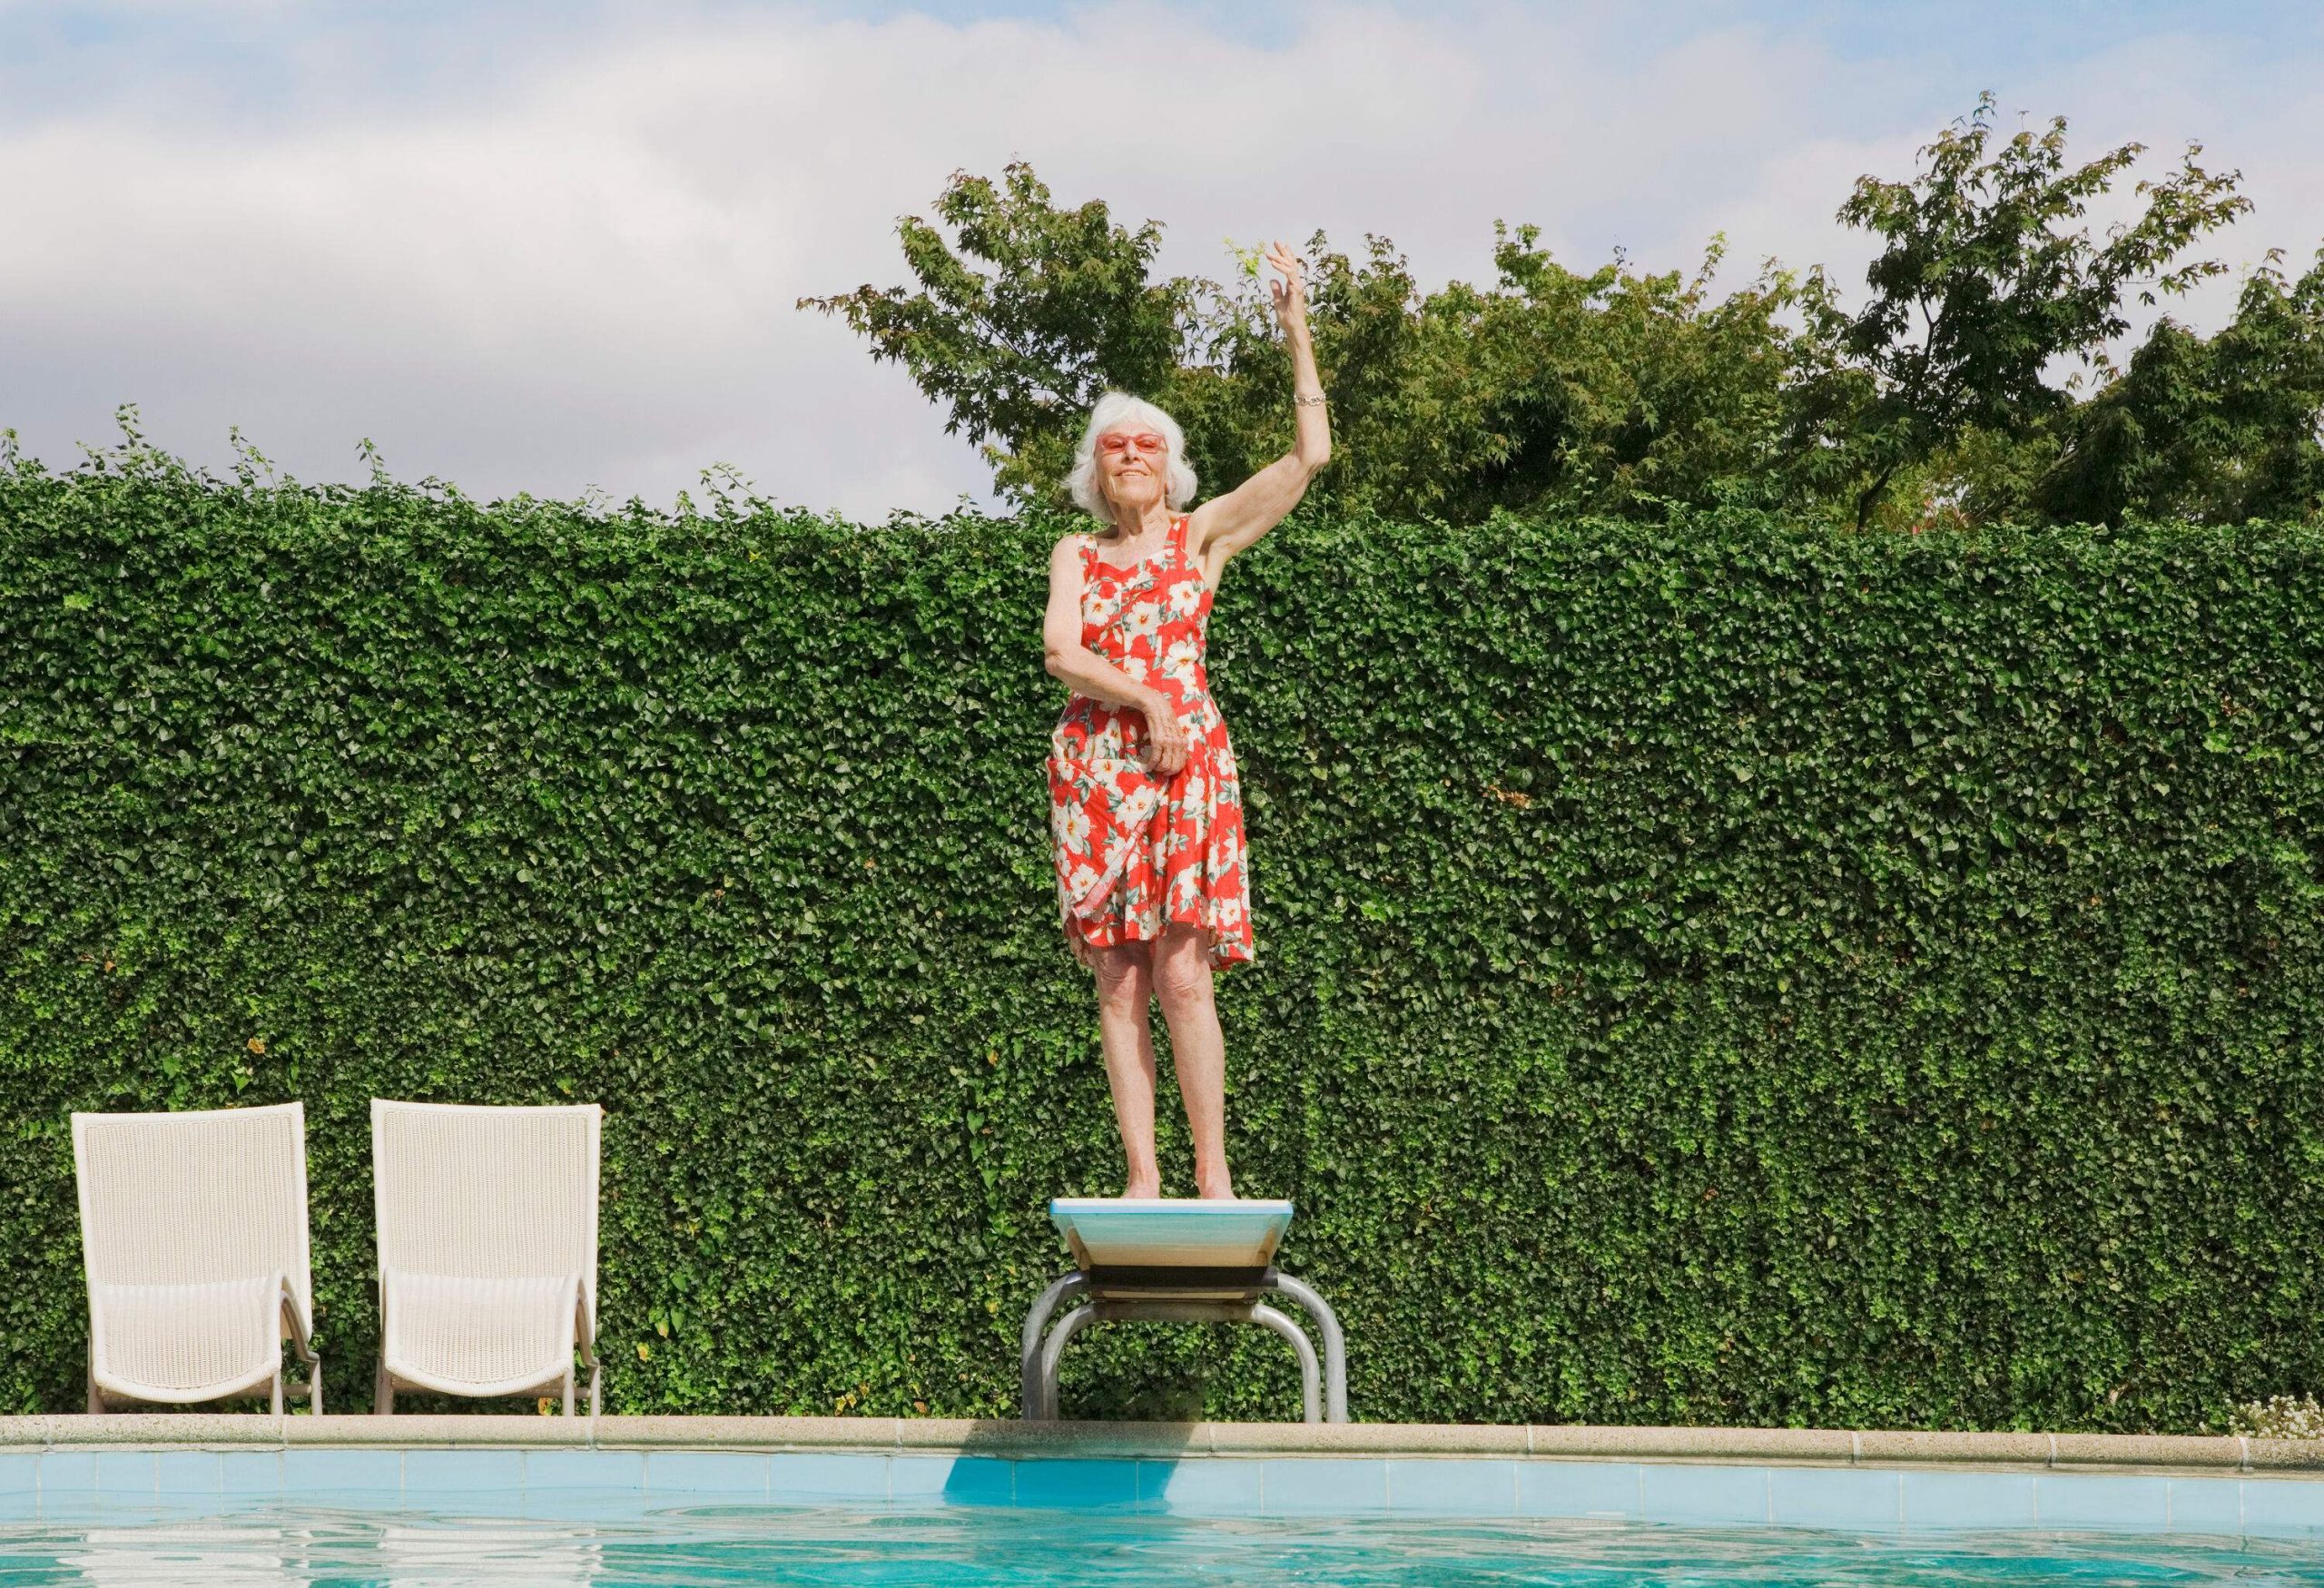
left=1095, top=427, right=1169, bottom=517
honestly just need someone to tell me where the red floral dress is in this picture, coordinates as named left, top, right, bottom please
left=1048, top=514, right=1254, bottom=971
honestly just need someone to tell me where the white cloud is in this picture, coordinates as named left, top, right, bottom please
left=2, top=1, right=2319, bottom=515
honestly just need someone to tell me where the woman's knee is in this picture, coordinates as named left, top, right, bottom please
left=1150, top=931, right=1213, bottom=1005
left=1091, top=942, right=1152, bottom=1005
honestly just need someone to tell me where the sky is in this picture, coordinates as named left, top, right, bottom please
left=3, top=0, right=2320, bottom=517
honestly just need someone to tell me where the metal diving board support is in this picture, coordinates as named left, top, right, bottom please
left=1019, top=1198, right=1347, bottom=1424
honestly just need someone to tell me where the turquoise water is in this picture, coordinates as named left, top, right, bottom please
left=3, top=1504, right=2322, bottom=1586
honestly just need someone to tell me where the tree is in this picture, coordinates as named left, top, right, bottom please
left=799, top=163, right=1195, bottom=502
left=807, top=170, right=1828, bottom=522
left=1822, top=92, right=2250, bottom=528
left=810, top=99, right=2292, bottom=533
left=2034, top=248, right=2324, bottom=525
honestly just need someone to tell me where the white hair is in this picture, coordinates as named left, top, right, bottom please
left=1066, top=391, right=1197, bottom=520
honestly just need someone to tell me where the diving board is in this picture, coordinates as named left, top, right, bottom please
left=1020, top=1198, right=1347, bottom=1424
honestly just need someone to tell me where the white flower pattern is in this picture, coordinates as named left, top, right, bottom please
left=1046, top=515, right=1253, bottom=971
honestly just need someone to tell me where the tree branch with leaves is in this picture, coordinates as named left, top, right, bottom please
left=800, top=163, right=1196, bottom=502
left=1826, top=91, right=2250, bottom=528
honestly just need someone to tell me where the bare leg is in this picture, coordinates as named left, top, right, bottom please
left=1153, top=925, right=1233, bottom=1199
left=1091, top=941, right=1160, bottom=1198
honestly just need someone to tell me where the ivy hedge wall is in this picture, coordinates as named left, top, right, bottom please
left=5, top=443, right=2324, bottom=1432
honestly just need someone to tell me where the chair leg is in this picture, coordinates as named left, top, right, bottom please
left=587, top=1364, right=602, bottom=1419
left=86, top=1363, right=104, bottom=1415
left=307, top=1357, right=324, bottom=1416
left=562, top=1365, right=576, bottom=1417
left=270, top=1369, right=285, bottom=1418
left=373, top=1359, right=395, bottom=1415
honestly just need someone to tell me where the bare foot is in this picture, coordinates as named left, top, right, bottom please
left=1196, top=1176, right=1236, bottom=1201
left=1122, top=1175, right=1161, bottom=1199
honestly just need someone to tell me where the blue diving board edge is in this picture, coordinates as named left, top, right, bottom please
left=1049, top=1198, right=1295, bottom=1271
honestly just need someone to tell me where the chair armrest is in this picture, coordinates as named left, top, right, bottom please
left=279, top=1277, right=320, bottom=1367
left=573, top=1286, right=599, bottom=1367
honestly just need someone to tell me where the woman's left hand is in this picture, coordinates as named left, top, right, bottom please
left=1265, top=240, right=1306, bottom=334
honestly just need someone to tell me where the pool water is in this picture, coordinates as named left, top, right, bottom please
left=3, top=1504, right=2321, bottom=1586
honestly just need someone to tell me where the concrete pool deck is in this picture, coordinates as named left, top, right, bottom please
left=3, top=1415, right=2320, bottom=1476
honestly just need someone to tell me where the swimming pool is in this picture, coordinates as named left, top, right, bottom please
left=6, top=1503, right=2324, bottom=1586
left=5, top=1426, right=2321, bottom=1585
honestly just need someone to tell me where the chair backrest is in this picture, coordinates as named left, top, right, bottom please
left=71, top=1102, right=312, bottom=1318
left=370, top=1100, right=602, bottom=1317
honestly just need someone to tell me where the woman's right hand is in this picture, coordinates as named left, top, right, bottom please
left=1265, top=238, right=1308, bottom=335
left=1140, top=693, right=1191, bottom=777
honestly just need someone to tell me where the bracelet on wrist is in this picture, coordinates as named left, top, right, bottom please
left=1293, top=392, right=1327, bottom=408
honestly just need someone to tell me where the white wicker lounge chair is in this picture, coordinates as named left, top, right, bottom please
left=71, top=1101, right=322, bottom=1415
left=369, top=1099, right=603, bottom=1416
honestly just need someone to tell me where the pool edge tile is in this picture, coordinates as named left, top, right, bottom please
left=2241, top=1476, right=2324, bottom=1538
left=933, top=1456, right=1015, bottom=1508
left=290, top=1447, right=404, bottom=1496
left=0, top=1454, right=37, bottom=1497
left=768, top=1452, right=891, bottom=1504
left=400, top=1448, right=526, bottom=1499
left=2035, top=1472, right=2168, bottom=1532
left=1518, top=1461, right=1644, bottom=1520
left=36, top=1453, right=99, bottom=1495
left=1642, top=1462, right=1771, bottom=1527
left=1149, top=1457, right=1261, bottom=1516
left=1770, top=1465, right=1902, bottom=1532
left=887, top=1455, right=957, bottom=1503
left=1386, top=1458, right=1520, bottom=1516
left=1259, top=1458, right=1389, bottom=1515
left=216, top=1451, right=284, bottom=1499
left=2164, top=1475, right=2243, bottom=1536
left=94, top=1451, right=158, bottom=1496
left=643, top=1450, right=771, bottom=1498
left=1901, top=1469, right=2040, bottom=1532
left=527, top=1448, right=645, bottom=1491
left=153, top=1452, right=223, bottom=1497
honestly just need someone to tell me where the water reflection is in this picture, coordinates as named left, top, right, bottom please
left=0, top=1505, right=2319, bottom=1588
left=60, top=1520, right=312, bottom=1586
left=7, top=1512, right=606, bottom=1588
left=368, top=1518, right=602, bottom=1587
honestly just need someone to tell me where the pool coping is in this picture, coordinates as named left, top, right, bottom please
left=1, top=1415, right=2316, bottom=1477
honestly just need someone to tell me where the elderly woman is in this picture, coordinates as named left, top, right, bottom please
left=1042, top=241, right=1331, bottom=1200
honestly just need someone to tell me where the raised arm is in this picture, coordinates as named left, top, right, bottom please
left=1187, top=241, right=1332, bottom=577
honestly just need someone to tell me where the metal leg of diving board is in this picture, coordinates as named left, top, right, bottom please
left=1246, top=1304, right=1321, bottom=1425
left=1019, top=1272, right=1088, bottom=1421
left=1034, top=1303, right=1105, bottom=1421
left=1263, top=1271, right=1347, bottom=1425
left=1021, top=1270, right=1345, bottom=1424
